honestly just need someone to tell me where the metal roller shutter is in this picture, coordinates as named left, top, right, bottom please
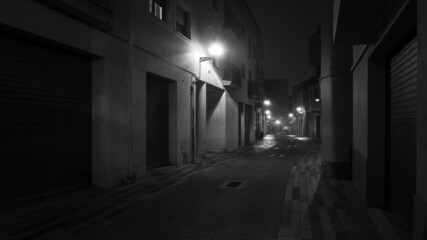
left=146, top=74, right=169, bottom=169
left=387, top=36, right=417, bottom=238
left=0, top=31, right=92, bottom=202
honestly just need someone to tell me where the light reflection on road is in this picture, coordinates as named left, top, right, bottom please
left=254, top=134, right=277, bottom=152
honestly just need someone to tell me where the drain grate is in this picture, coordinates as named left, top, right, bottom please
left=219, top=180, right=247, bottom=189
left=269, top=154, right=284, bottom=157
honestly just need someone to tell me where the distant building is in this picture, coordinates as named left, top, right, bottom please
left=0, top=0, right=264, bottom=203
left=289, top=25, right=321, bottom=138
left=291, top=78, right=320, bottom=138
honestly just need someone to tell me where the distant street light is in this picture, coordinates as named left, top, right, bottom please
left=296, top=107, right=304, bottom=114
left=289, top=113, right=294, bottom=118
left=267, top=115, right=271, bottom=119
left=315, top=98, right=320, bottom=102
left=265, top=110, right=271, bottom=115
left=275, top=120, right=281, bottom=125
left=263, top=100, right=271, bottom=106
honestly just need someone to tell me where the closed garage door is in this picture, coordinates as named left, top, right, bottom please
left=387, top=36, right=417, bottom=238
left=146, top=74, right=169, bottom=169
left=0, top=30, right=92, bottom=202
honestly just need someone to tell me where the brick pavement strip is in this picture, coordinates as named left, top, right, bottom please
left=277, top=141, right=385, bottom=240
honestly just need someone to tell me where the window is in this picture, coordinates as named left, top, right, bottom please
left=224, top=1, right=231, bottom=27
left=212, top=0, right=218, bottom=10
left=176, top=5, right=191, bottom=39
left=149, top=0, right=168, bottom=22
left=241, top=25, right=245, bottom=39
left=212, top=57, right=219, bottom=69
left=248, top=35, right=253, bottom=58
left=224, top=1, right=244, bottom=39
left=241, top=63, right=245, bottom=78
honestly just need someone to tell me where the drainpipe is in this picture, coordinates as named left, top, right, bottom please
left=191, top=75, right=197, bottom=163
left=126, top=0, right=134, bottom=179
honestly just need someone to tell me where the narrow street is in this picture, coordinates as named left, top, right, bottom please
left=1, top=135, right=392, bottom=240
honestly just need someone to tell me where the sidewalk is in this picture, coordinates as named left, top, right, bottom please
left=0, top=135, right=396, bottom=240
left=0, top=136, right=277, bottom=240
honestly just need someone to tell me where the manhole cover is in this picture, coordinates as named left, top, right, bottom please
left=219, top=180, right=247, bottom=189
left=269, top=154, right=284, bottom=157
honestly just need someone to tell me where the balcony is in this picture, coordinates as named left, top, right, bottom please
left=247, top=80, right=260, bottom=100
left=222, top=63, right=242, bottom=90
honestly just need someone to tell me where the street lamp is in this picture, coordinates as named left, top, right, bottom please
left=208, top=43, right=224, bottom=56
left=265, top=110, right=271, bottom=115
left=289, top=113, right=294, bottom=118
left=198, top=43, right=224, bottom=79
left=275, top=120, right=281, bottom=125
left=263, top=100, right=271, bottom=106
left=296, top=107, right=304, bottom=114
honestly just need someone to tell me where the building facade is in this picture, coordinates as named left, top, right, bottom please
left=0, top=0, right=263, bottom=203
left=322, top=0, right=427, bottom=239
left=290, top=78, right=321, bottom=138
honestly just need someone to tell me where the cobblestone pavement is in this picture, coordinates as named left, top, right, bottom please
left=1, top=135, right=387, bottom=240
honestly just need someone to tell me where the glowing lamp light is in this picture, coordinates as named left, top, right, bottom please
left=275, top=120, right=281, bottom=125
left=208, top=43, right=224, bottom=56
left=265, top=110, right=271, bottom=115
left=289, top=113, right=294, bottom=118
left=315, top=98, right=320, bottom=102
left=267, top=115, right=271, bottom=119
left=263, top=100, right=271, bottom=106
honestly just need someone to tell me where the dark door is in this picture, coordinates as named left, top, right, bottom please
left=316, top=115, right=321, bottom=138
left=386, top=36, right=417, bottom=238
left=146, top=74, right=169, bottom=169
left=0, top=31, right=92, bottom=202
left=238, top=102, right=243, bottom=146
left=245, top=104, right=252, bottom=144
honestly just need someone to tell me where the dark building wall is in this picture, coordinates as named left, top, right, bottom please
left=331, top=0, right=427, bottom=239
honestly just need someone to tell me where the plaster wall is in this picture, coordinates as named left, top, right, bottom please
left=196, top=83, right=207, bottom=158
left=0, top=0, right=261, bottom=191
left=226, top=94, right=239, bottom=151
left=206, top=90, right=226, bottom=153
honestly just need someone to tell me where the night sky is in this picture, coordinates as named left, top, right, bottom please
left=246, top=0, right=321, bottom=94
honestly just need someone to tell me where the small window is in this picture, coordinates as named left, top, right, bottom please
left=241, top=25, right=245, bottom=39
left=212, top=0, right=218, bottom=10
left=224, top=1, right=231, bottom=27
left=212, top=57, right=219, bottom=69
left=248, top=35, right=253, bottom=58
left=241, top=63, right=245, bottom=78
left=149, top=0, right=168, bottom=22
left=176, top=5, right=191, bottom=39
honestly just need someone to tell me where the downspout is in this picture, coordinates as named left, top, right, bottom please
left=191, top=75, right=197, bottom=163
left=126, top=0, right=134, bottom=180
